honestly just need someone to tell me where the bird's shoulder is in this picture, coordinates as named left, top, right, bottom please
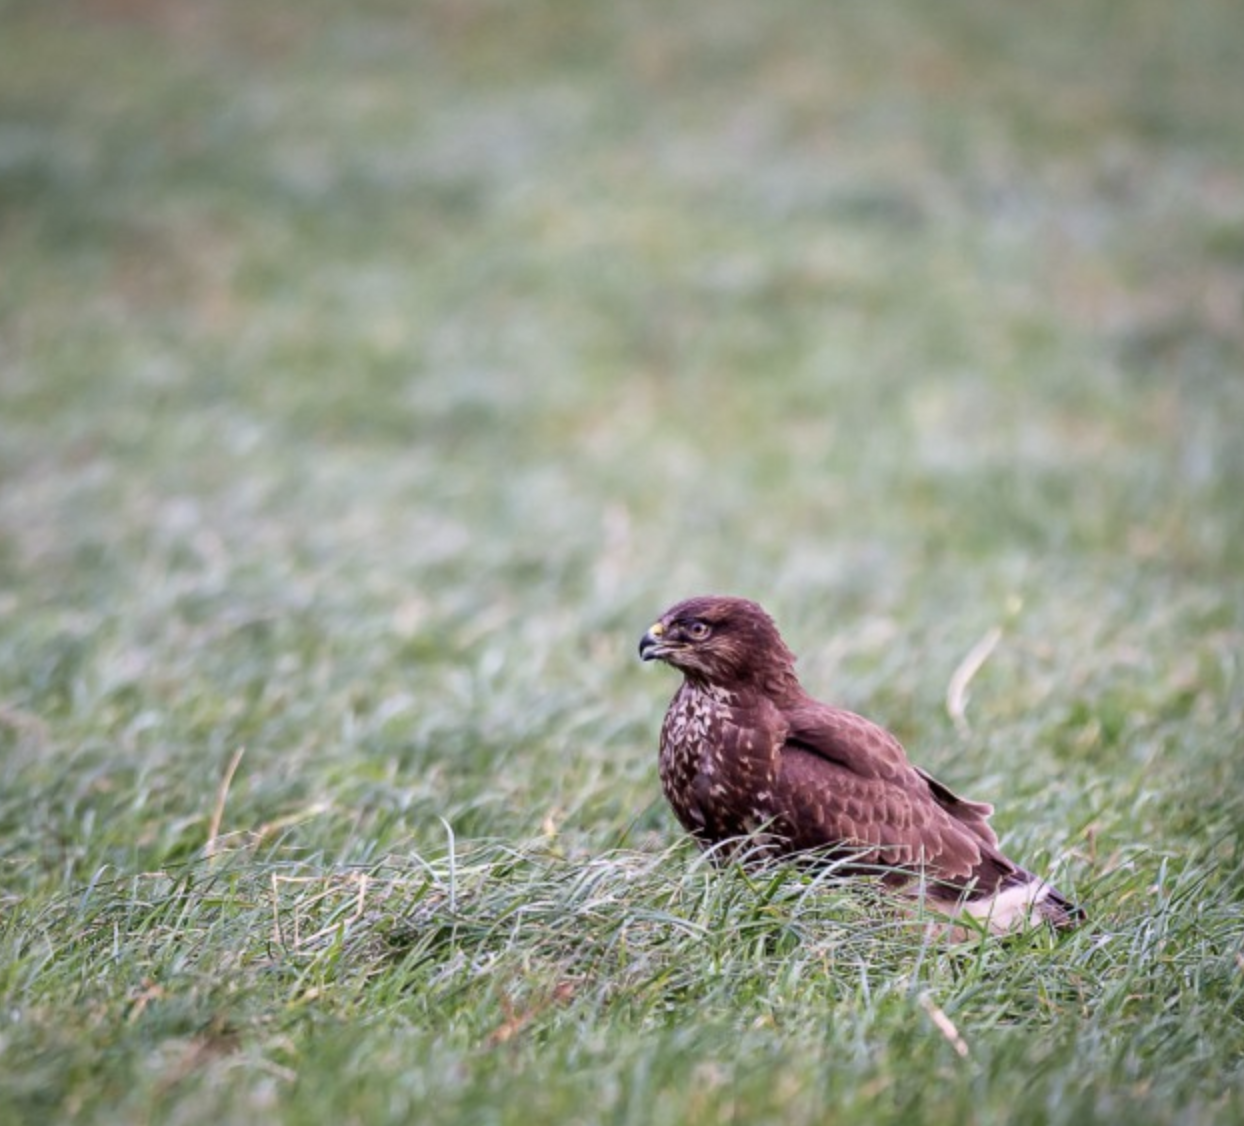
left=780, top=696, right=913, bottom=780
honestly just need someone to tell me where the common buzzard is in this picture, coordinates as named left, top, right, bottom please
left=639, top=595, right=1082, bottom=935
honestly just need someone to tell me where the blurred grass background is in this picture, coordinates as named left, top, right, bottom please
left=1, top=0, right=1242, bottom=1123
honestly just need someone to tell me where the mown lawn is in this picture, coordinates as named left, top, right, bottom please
left=1, top=0, right=1242, bottom=1123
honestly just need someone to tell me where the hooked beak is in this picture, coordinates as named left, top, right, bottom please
left=638, top=621, right=668, bottom=661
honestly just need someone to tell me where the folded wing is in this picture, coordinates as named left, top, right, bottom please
left=776, top=701, right=1017, bottom=893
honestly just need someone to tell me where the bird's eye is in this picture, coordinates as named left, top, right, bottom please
left=686, top=621, right=711, bottom=640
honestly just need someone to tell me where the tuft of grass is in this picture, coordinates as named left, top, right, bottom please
left=2, top=0, right=1243, bottom=1122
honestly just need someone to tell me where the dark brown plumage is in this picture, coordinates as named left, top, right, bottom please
left=639, top=595, right=1082, bottom=935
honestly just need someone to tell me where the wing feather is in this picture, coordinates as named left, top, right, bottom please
left=914, top=766, right=998, bottom=849
left=775, top=701, right=1012, bottom=891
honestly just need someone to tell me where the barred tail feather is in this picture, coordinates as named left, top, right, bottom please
left=1035, top=882, right=1086, bottom=929
left=961, top=875, right=1084, bottom=935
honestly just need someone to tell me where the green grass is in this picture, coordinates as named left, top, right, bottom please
left=2, top=0, right=1243, bottom=1122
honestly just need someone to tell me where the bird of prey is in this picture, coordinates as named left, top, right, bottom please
left=638, top=595, right=1082, bottom=935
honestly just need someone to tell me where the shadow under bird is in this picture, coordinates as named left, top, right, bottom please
left=639, top=595, right=1083, bottom=936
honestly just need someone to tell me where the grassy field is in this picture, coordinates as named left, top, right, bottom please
left=2, top=0, right=1243, bottom=1122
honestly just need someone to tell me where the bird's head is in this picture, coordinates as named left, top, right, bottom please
left=638, top=595, right=798, bottom=688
